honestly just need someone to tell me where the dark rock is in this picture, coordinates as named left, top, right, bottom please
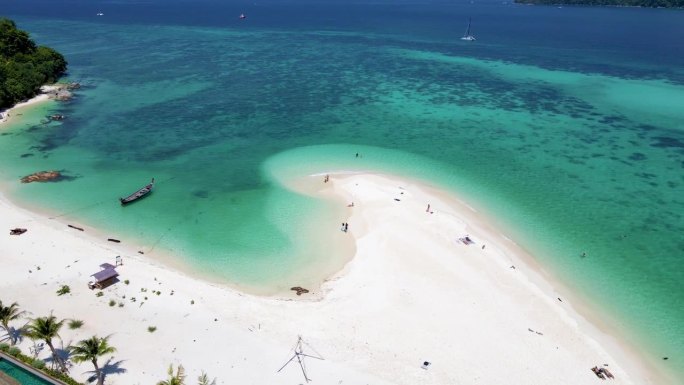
left=290, top=286, right=310, bottom=296
left=20, top=170, right=61, bottom=183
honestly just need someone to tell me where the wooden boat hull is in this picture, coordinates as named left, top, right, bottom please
left=120, top=178, right=154, bottom=205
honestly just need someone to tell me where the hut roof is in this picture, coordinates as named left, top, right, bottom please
left=91, top=268, right=118, bottom=282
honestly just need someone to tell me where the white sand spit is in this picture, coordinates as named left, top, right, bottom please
left=0, top=173, right=664, bottom=384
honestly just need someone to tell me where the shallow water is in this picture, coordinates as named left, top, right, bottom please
left=1, top=0, right=683, bottom=379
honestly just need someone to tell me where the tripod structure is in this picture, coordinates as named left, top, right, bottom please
left=277, top=336, right=324, bottom=382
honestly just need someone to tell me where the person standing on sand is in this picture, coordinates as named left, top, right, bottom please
left=426, top=204, right=430, bottom=212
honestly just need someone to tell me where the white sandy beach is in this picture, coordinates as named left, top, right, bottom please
left=0, top=85, right=62, bottom=126
left=0, top=172, right=667, bottom=384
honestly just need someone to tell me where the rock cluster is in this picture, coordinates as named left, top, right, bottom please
left=20, top=170, right=61, bottom=183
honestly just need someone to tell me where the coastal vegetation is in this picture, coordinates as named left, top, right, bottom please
left=198, top=372, right=217, bottom=385
left=24, top=314, right=69, bottom=373
left=57, top=285, right=71, bottom=296
left=157, top=364, right=186, bottom=385
left=514, top=0, right=684, bottom=7
left=4, top=297, right=223, bottom=384
left=0, top=18, right=67, bottom=110
left=0, top=300, right=26, bottom=346
left=68, top=319, right=84, bottom=330
left=69, top=335, right=116, bottom=385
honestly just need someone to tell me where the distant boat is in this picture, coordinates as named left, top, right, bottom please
left=96, top=12, right=104, bottom=16
left=461, top=18, right=476, bottom=41
left=120, top=178, right=154, bottom=205
left=239, top=13, right=246, bottom=20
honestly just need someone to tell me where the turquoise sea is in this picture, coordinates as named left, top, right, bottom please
left=2, top=0, right=683, bottom=380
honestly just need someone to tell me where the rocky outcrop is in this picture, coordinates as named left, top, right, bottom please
left=290, top=286, right=310, bottom=296
left=55, top=89, right=72, bottom=101
left=20, top=170, right=61, bottom=183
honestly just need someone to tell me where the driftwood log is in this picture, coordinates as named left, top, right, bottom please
left=67, top=224, right=84, bottom=231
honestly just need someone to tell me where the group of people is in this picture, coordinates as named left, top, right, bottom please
left=341, top=222, right=349, bottom=232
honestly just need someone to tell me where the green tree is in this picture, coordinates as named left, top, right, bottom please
left=157, top=364, right=186, bottom=385
left=0, top=18, right=67, bottom=109
left=0, top=19, right=35, bottom=57
left=69, top=335, right=116, bottom=385
left=24, top=313, right=69, bottom=373
left=0, top=300, right=27, bottom=346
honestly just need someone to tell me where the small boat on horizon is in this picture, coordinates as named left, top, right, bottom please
left=239, top=13, right=246, bottom=20
left=96, top=12, right=104, bottom=16
left=461, top=17, right=476, bottom=41
left=120, top=178, right=154, bottom=205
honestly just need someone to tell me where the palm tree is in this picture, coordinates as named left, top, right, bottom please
left=157, top=364, right=186, bottom=385
left=24, top=313, right=68, bottom=373
left=197, top=372, right=216, bottom=385
left=0, top=300, right=26, bottom=346
left=69, top=335, right=116, bottom=385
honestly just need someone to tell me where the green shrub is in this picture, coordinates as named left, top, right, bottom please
left=95, top=291, right=103, bottom=297
left=124, top=279, right=130, bottom=285
left=0, top=343, right=10, bottom=352
left=118, top=302, right=124, bottom=308
left=68, top=319, right=84, bottom=329
left=43, top=368, right=84, bottom=385
left=108, top=299, right=116, bottom=307
left=31, top=359, right=46, bottom=369
left=56, top=285, right=70, bottom=296
left=8, top=346, right=21, bottom=357
left=0, top=343, right=83, bottom=385
left=147, top=326, right=157, bottom=333
left=191, top=300, right=195, bottom=305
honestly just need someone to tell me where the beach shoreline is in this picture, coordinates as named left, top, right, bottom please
left=0, top=171, right=674, bottom=384
left=0, top=85, right=63, bottom=126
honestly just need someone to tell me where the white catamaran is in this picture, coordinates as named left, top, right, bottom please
left=461, top=18, right=476, bottom=41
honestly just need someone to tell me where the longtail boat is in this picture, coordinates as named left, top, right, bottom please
left=120, top=178, right=154, bottom=205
